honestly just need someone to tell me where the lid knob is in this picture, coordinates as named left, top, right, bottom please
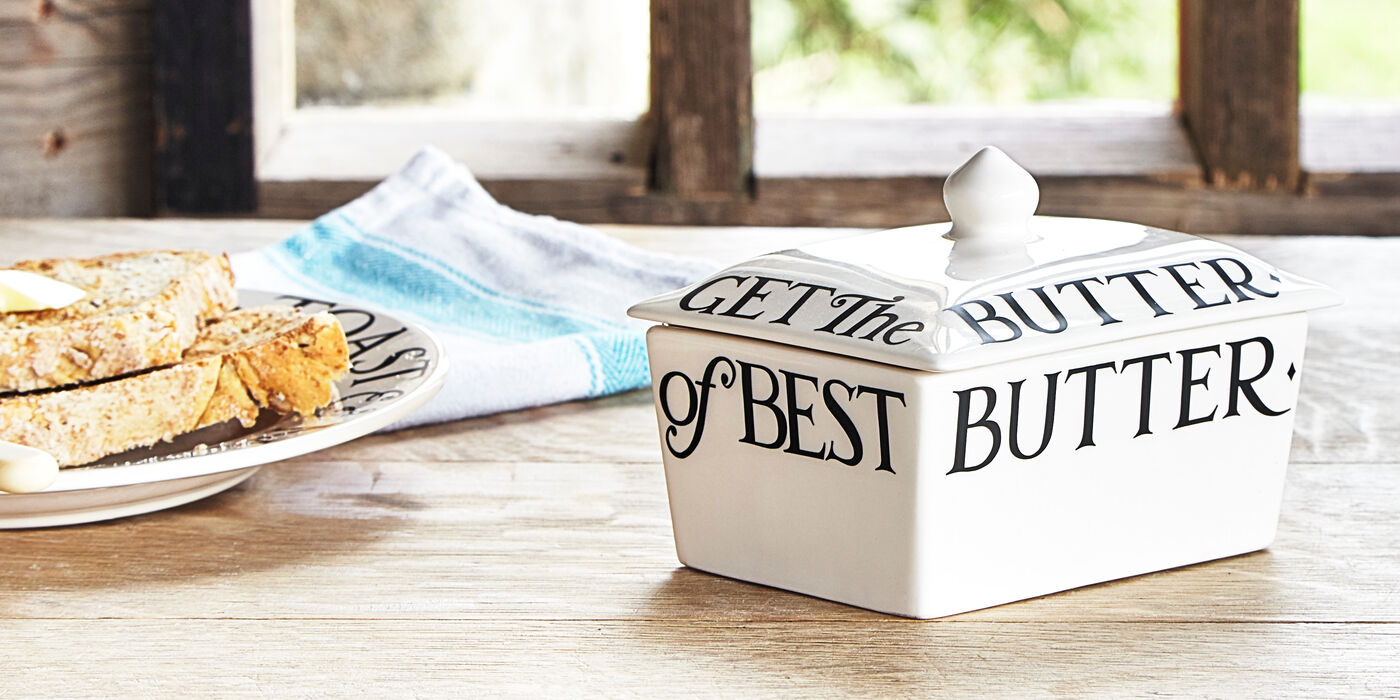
left=944, top=146, right=1039, bottom=244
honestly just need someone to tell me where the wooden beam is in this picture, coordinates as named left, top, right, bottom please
left=648, top=0, right=752, bottom=200
left=260, top=171, right=1400, bottom=236
left=260, top=111, right=649, bottom=183
left=755, top=111, right=1201, bottom=181
left=153, top=0, right=255, bottom=213
left=0, top=0, right=153, bottom=217
left=1301, top=105, right=1400, bottom=198
left=253, top=111, right=1400, bottom=234
left=1179, top=0, right=1300, bottom=191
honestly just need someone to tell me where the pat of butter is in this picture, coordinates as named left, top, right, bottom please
left=0, top=441, right=59, bottom=494
left=0, top=269, right=87, bottom=313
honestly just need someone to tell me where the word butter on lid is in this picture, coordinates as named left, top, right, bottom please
left=629, top=146, right=1341, bottom=371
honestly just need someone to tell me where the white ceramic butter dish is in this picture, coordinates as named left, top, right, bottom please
left=628, top=146, right=1341, bottom=619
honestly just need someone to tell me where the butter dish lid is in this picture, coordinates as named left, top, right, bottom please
left=628, top=147, right=1342, bottom=372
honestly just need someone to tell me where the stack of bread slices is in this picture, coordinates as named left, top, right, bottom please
left=0, top=251, right=350, bottom=468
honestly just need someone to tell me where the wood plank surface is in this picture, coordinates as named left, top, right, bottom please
left=259, top=110, right=650, bottom=183
left=256, top=110, right=1400, bottom=234
left=0, top=457, right=1395, bottom=625
left=757, top=110, right=1201, bottom=180
left=0, top=63, right=152, bottom=216
left=648, top=0, right=753, bottom=199
left=1179, top=0, right=1301, bottom=191
left=261, top=166, right=1400, bottom=234
left=0, top=219, right=1396, bottom=695
left=0, top=621, right=1394, bottom=697
left=0, top=0, right=152, bottom=217
left=0, top=1, right=149, bottom=66
left=1302, top=105, right=1400, bottom=199
left=0, top=0, right=148, bottom=23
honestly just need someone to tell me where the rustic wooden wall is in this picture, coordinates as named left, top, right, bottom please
left=0, top=0, right=153, bottom=217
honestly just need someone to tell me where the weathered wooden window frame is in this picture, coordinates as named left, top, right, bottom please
left=153, top=0, right=1400, bottom=234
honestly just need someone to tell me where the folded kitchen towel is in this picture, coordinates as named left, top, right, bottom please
left=231, top=146, right=715, bottom=429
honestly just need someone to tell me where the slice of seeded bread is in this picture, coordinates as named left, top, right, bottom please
left=0, top=251, right=237, bottom=393
left=0, top=306, right=349, bottom=467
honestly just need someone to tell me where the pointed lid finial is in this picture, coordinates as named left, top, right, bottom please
left=943, top=146, right=1039, bottom=244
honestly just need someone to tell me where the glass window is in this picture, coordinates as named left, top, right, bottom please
left=1301, top=0, right=1400, bottom=100
left=295, top=0, right=650, bottom=117
left=752, top=0, right=1177, bottom=111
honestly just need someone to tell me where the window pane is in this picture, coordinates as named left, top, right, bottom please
left=753, top=0, right=1176, bottom=111
left=295, top=0, right=650, bottom=116
left=1301, top=0, right=1400, bottom=99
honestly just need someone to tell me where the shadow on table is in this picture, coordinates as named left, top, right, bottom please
left=635, top=566, right=888, bottom=622
left=614, top=560, right=1335, bottom=695
left=0, top=460, right=405, bottom=591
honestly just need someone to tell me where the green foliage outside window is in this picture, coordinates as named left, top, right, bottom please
left=752, top=0, right=1178, bottom=108
left=753, top=0, right=1400, bottom=110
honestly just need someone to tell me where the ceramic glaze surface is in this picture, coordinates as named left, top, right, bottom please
left=630, top=148, right=1339, bottom=372
left=943, top=145, right=1040, bottom=245
left=648, top=312, right=1306, bottom=618
left=631, top=146, right=1340, bottom=618
left=630, top=219, right=1339, bottom=372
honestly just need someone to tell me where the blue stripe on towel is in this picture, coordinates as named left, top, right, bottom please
left=333, top=213, right=627, bottom=333
left=579, top=331, right=652, bottom=395
left=270, top=216, right=618, bottom=343
left=569, top=336, right=604, bottom=396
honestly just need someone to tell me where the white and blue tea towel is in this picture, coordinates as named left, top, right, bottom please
left=231, top=146, right=715, bottom=428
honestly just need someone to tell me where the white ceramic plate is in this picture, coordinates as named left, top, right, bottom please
left=0, top=290, right=448, bottom=529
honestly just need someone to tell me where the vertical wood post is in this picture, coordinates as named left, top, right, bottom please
left=153, top=0, right=257, bottom=213
left=649, top=0, right=754, bottom=200
left=1179, top=0, right=1300, bottom=191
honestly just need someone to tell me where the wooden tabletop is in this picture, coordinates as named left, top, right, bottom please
left=1, top=219, right=1397, bottom=697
